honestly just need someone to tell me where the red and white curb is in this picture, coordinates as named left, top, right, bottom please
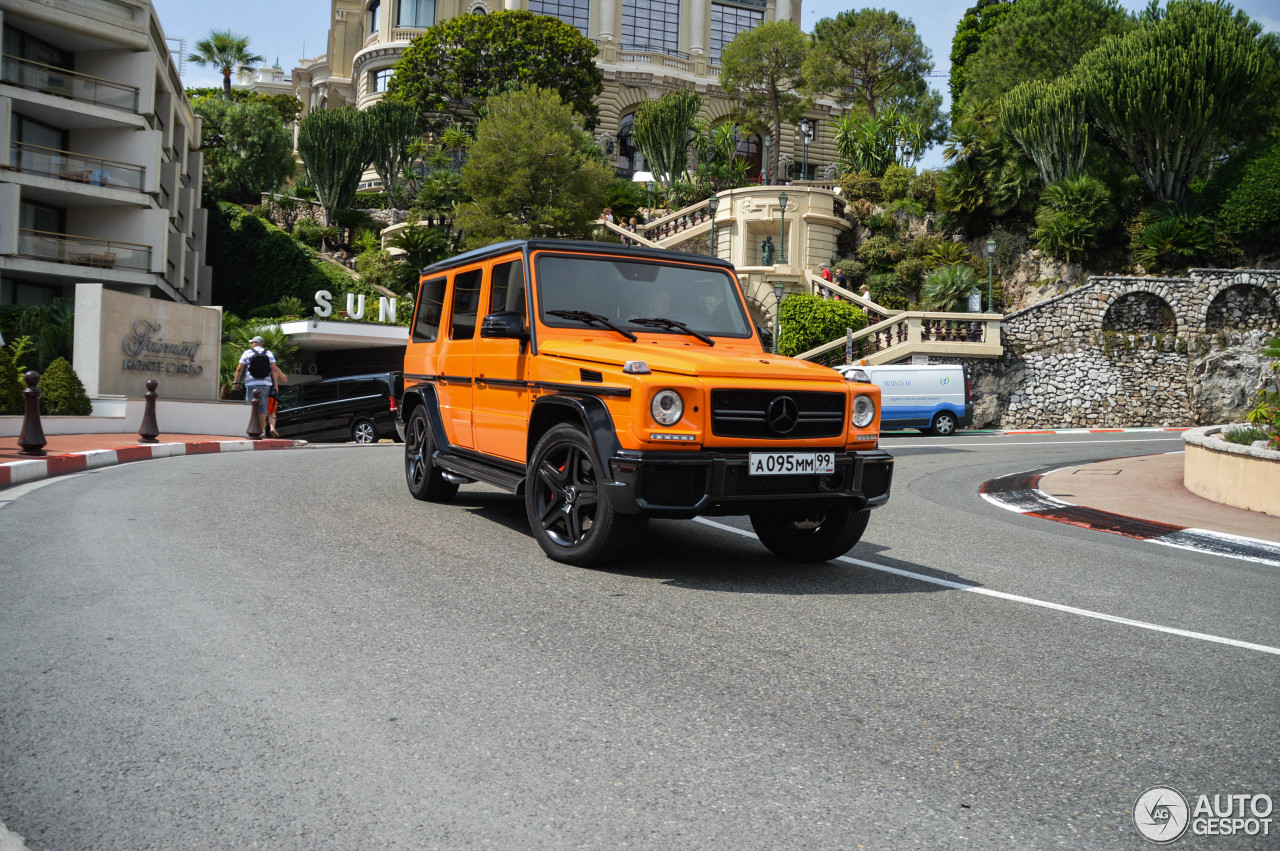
left=980, top=465, right=1280, bottom=567
left=0, top=439, right=297, bottom=491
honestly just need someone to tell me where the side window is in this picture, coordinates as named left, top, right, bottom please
left=276, top=385, right=301, bottom=410
left=488, top=259, right=527, bottom=323
left=341, top=378, right=380, bottom=399
left=301, top=382, right=338, bottom=405
left=413, top=276, right=447, bottom=342
left=450, top=268, right=483, bottom=340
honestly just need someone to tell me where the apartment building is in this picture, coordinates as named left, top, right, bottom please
left=293, top=0, right=841, bottom=183
left=0, top=0, right=211, bottom=307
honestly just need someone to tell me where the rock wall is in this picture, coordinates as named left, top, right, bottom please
left=943, top=269, right=1280, bottom=429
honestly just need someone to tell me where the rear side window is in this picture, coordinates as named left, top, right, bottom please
left=450, top=268, right=483, bottom=339
left=301, top=382, right=338, bottom=405
left=489, top=259, right=526, bottom=322
left=413, top=276, right=447, bottom=342
left=341, top=378, right=381, bottom=399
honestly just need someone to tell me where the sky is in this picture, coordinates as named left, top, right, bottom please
left=152, top=0, right=1280, bottom=169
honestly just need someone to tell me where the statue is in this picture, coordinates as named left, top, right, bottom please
left=761, top=235, right=775, bottom=266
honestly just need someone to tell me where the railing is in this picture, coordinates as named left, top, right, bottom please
left=797, top=312, right=1004, bottom=367
left=16, top=228, right=152, bottom=272
left=804, top=271, right=898, bottom=325
left=1, top=54, right=139, bottom=112
left=8, top=141, right=144, bottom=191
left=618, top=50, right=692, bottom=72
left=642, top=200, right=713, bottom=244
left=391, top=28, right=427, bottom=41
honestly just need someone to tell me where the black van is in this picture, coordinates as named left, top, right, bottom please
left=274, top=372, right=404, bottom=444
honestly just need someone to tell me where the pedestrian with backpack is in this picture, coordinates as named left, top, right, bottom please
left=232, top=335, right=286, bottom=436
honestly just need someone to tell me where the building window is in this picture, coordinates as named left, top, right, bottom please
left=3, top=25, right=73, bottom=69
left=397, top=0, right=434, bottom=28
left=368, top=0, right=380, bottom=37
left=621, top=0, right=679, bottom=54
left=529, top=0, right=590, bottom=36
left=371, top=68, right=393, bottom=93
left=710, top=2, right=763, bottom=62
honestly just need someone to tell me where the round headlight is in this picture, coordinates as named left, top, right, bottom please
left=852, top=394, right=876, bottom=428
left=651, top=389, right=683, bottom=426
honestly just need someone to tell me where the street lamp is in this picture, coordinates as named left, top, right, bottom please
left=777, top=191, right=788, bottom=265
left=632, top=170, right=654, bottom=224
left=985, top=235, right=997, bottom=313
left=772, top=282, right=786, bottom=354
left=799, top=118, right=813, bottom=181
left=763, top=134, right=772, bottom=184
left=706, top=194, right=719, bottom=257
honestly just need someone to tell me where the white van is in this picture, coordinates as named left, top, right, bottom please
left=837, top=364, right=972, bottom=435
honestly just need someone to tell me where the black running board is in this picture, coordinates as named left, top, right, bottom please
left=434, top=451, right=526, bottom=495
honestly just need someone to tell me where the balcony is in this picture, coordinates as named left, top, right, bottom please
left=9, top=141, right=144, bottom=191
left=16, top=228, right=151, bottom=272
left=1, top=54, right=139, bottom=112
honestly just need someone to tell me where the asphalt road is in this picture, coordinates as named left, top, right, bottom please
left=1, top=433, right=1276, bottom=850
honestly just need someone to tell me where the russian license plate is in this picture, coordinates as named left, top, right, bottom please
left=747, top=452, right=836, bottom=476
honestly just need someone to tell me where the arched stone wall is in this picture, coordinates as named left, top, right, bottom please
left=1103, top=292, right=1177, bottom=333
left=1204, top=284, right=1280, bottom=332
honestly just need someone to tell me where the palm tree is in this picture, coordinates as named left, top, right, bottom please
left=188, top=30, right=263, bottom=99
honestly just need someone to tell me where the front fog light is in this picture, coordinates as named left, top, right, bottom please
left=853, top=394, right=876, bottom=428
left=651, top=389, right=683, bottom=426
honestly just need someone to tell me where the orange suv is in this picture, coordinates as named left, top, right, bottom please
left=399, top=239, right=893, bottom=566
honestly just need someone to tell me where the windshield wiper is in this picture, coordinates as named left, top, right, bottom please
left=628, top=317, right=715, bottom=346
left=547, top=309, right=637, bottom=341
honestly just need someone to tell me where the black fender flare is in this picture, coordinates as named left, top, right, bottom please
left=400, top=385, right=452, bottom=452
left=528, top=394, right=622, bottom=478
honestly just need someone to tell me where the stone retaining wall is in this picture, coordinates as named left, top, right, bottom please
left=945, top=269, right=1279, bottom=429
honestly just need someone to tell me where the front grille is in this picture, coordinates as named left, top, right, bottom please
left=723, top=464, right=850, bottom=497
left=711, top=390, right=845, bottom=439
left=861, top=462, right=892, bottom=499
left=639, top=464, right=708, bottom=507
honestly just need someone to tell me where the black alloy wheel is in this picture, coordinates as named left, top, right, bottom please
left=749, top=504, right=870, bottom=563
left=525, top=424, right=644, bottom=566
left=405, top=408, right=458, bottom=502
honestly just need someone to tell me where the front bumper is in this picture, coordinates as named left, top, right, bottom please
left=605, top=448, right=894, bottom=518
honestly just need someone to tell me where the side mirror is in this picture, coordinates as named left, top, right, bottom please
left=480, top=311, right=529, bottom=340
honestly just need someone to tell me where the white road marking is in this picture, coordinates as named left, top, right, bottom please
left=886, top=437, right=1185, bottom=449
left=694, top=517, right=1280, bottom=657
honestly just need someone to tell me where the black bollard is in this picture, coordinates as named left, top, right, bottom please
left=138, top=378, right=160, bottom=443
left=18, top=371, right=47, bottom=457
left=246, top=387, right=263, bottom=440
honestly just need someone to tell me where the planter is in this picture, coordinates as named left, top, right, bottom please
left=1183, top=425, right=1280, bottom=517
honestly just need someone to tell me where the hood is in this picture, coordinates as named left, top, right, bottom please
left=538, top=339, right=844, bottom=382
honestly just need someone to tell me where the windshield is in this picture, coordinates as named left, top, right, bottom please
left=535, top=254, right=753, bottom=338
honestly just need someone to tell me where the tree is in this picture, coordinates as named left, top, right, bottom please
left=632, top=89, right=702, bottom=188
left=187, top=30, right=263, bottom=100
left=804, top=9, right=935, bottom=119
left=719, top=20, right=810, bottom=184
left=456, top=86, right=613, bottom=248
left=949, top=1, right=1017, bottom=105
left=185, top=87, right=302, bottom=125
left=959, top=0, right=1133, bottom=111
left=386, top=11, right=603, bottom=131
left=1073, top=0, right=1269, bottom=203
left=997, top=78, right=1090, bottom=185
left=191, top=97, right=295, bottom=203
left=365, top=99, right=421, bottom=207
left=297, top=108, right=372, bottom=228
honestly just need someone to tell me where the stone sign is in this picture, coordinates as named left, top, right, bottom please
left=72, top=283, right=221, bottom=401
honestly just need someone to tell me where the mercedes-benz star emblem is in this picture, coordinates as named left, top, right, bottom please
left=766, top=396, right=799, bottom=435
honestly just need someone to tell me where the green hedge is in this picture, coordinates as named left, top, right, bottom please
left=39, top=357, right=92, bottom=416
left=1208, top=135, right=1280, bottom=251
left=777, top=294, right=868, bottom=358
left=207, top=202, right=358, bottom=317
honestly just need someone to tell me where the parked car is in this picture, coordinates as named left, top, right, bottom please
left=399, top=239, right=895, bottom=567
left=274, top=372, right=404, bottom=444
left=836, top=363, right=972, bottom=435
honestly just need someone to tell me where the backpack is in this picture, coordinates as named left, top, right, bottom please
left=247, top=350, right=272, bottom=380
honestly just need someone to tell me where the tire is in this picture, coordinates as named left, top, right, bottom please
left=525, top=424, right=644, bottom=566
left=352, top=418, right=378, bottom=444
left=749, top=504, right=870, bottom=563
left=404, top=408, right=458, bottom=502
left=930, top=411, right=958, bottom=436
